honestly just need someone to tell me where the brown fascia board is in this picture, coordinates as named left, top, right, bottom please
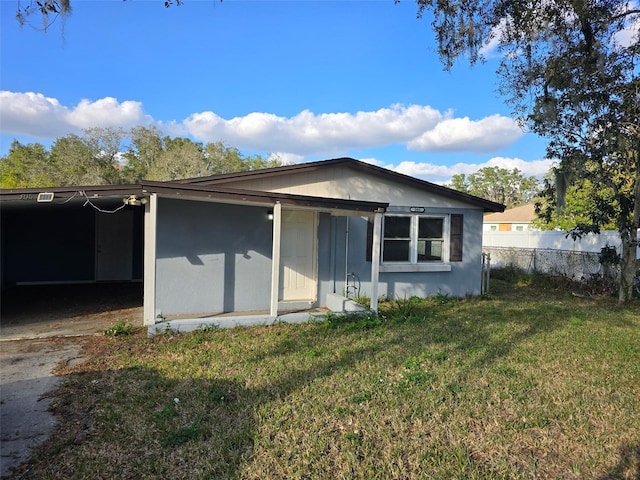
left=0, top=184, right=144, bottom=201
left=1, top=181, right=387, bottom=214
left=173, top=157, right=505, bottom=213
left=141, top=180, right=388, bottom=214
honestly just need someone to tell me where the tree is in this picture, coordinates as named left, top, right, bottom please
left=120, top=126, right=165, bottom=183
left=148, top=136, right=206, bottom=181
left=448, top=166, right=539, bottom=208
left=411, top=0, right=639, bottom=302
left=533, top=176, right=619, bottom=231
left=0, top=140, right=54, bottom=188
left=2, top=127, right=283, bottom=186
left=15, top=0, right=188, bottom=31
left=121, top=126, right=282, bottom=182
left=15, top=0, right=71, bottom=31
left=48, top=127, right=125, bottom=186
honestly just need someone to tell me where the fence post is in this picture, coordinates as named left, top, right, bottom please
left=481, top=253, right=485, bottom=294
left=486, top=253, right=491, bottom=293
left=481, top=253, right=491, bottom=294
left=532, top=248, right=537, bottom=273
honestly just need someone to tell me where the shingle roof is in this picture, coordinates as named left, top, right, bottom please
left=484, top=203, right=536, bottom=223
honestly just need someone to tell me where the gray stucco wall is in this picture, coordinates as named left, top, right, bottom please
left=155, top=198, right=274, bottom=316
left=154, top=199, right=485, bottom=317
left=337, top=208, right=484, bottom=300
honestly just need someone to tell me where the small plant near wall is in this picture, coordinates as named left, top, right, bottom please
left=589, top=245, right=621, bottom=296
left=103, top=320, right=134, bottom=337
left=599, top=244, right=621, bottom=271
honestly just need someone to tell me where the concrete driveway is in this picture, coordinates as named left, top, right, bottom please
left=0, top=337, right=86, bottom=478
left=0, top=283, right=142, bottom=478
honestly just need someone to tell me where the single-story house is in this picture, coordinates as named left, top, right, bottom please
left=483, top=203, right=537, bottom=232
left=0, top=157, right=503, bottom=332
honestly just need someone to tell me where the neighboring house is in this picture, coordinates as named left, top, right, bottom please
left=0, top=158, right=503, bottom=331
left=483, top=203, right=537, bottom=232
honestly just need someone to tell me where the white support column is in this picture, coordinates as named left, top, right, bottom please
left=143, top=193, right=158, bottom=326
left=269, top=202, right=282, bottom=317
left=370, top=211, right=383, bottom=312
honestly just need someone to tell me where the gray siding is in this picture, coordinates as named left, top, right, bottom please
left=155, top=198, right=273, bottom=316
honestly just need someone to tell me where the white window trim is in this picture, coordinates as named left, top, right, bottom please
left=380, top=263, right=452, bottom=273
left=381, top=214, right=451, bottom=272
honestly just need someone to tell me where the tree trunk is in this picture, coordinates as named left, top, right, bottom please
left=618, top=171, right=640, bottom=303
left=618, top=238, right=636, bottom=303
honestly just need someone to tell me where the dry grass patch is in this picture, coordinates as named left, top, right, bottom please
left=10, top=277, right=640, bottom=479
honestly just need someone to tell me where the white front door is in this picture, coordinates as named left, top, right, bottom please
left=96, top=210, right=133, bottom=281
left=279, top=210, right=317, bottom=302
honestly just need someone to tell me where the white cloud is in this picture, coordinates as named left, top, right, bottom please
left=0, top=91, right=152, bottom=139
left=393, top=156, right=554, bottom=183
left=0, top=91, right=73, bottom=138
left=479, top=18, right=508, bottom=58
left=613, top=2, right=640, bottom=47
left=406, top=115, right=523, bottom=153
left=182, top=104, right=447, bottom=155
left=66, top=97, right=151, bottom=129
left=269, top=152, right=304, bottom=165
left=1, top=91, right=524, bottom=157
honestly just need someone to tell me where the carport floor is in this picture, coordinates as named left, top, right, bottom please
left=0, top=283, right=143, bottom=340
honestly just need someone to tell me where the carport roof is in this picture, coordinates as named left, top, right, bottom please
left=0, top=181, right=388, bottom=215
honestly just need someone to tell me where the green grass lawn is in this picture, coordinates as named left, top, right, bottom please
left=20, top=275, right=640, bottom=479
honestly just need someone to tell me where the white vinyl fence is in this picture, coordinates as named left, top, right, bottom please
left=483, top=230, right=639, bottom=256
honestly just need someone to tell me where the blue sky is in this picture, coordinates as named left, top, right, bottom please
left=0, top=0, right=555, bottom=183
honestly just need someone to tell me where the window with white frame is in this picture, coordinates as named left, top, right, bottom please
left=382, top=215, right=447, bottom=263
left=366, top=213, right=463, bottom=266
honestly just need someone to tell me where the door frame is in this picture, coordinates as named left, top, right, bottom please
left=279, top=209, right=318, bottom=304
left=95, top=210, right=134, bottom=281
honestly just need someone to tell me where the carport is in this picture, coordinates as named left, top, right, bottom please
left=1, top=185, right=146, bottom=333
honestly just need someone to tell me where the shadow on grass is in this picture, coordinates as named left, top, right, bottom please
left=17, top=367, right=254, bottom=479
left=19, top=334, right=405, bottom=479
left=599, top=442, right=640, bottom=480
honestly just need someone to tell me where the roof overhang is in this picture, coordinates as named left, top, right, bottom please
left=141, top=181, right=387, bottom=216
left=0, top=182, right=388, bottom=216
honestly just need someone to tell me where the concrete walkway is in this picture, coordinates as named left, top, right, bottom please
left=0, top=337, right=85, bottom=478
left=0, top=284, right=142, bottom=478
